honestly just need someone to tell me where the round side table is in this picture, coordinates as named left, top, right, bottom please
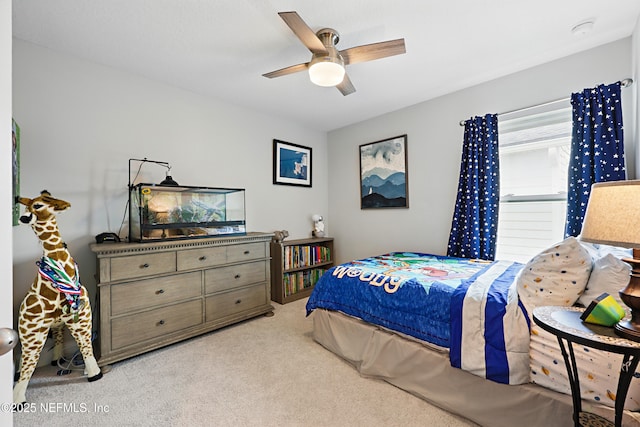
left=533, top=306, right=640, bottom=427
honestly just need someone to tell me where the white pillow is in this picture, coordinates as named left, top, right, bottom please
left=580, top=242, right=632, bottom=260
left=577, top=253, right=630, bottom=308
left=517, top=237, right=593, bottom=314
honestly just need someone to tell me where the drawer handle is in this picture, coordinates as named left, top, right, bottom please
left=234, top=274, right=241, bottom=279
left=199, top=256, right=207, bottom=261
left=158, top=320, right=165, bottom=326
left=235, top=299, right=242, bottom=305
left=140, top=263, right=150, bottom=269
left=156, top=289, right=165, bottom=295
left=244, top=250, right=250, bottom=255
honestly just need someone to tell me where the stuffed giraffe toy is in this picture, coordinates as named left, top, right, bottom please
left=13, top=190, right=102, bottom=405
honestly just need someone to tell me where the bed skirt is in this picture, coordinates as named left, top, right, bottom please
left=311, top=308, right=640, bottom=427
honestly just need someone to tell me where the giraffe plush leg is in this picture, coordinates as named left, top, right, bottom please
left=13, top=314, right=51, bottom=404
left=50, top=325, right=64, bottom=366
left=14, top=356, right=21, bottom=382
left=65, top=295, right=102, bottom=381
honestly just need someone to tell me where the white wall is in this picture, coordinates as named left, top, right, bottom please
left=328, top=38, right=636, bottom=264
left=1, top=0, right=14, bottom=423
left=12, top=39, right=329, bottom=357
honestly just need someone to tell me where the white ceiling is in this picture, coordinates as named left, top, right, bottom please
left=12, top=1, right=640, bottom=132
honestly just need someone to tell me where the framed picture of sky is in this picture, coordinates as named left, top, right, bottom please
left=360, top=134, right=408, bottom=209
left=273, top=139, right=312, bottom=187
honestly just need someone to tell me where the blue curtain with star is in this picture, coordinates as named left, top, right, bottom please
left=565, top=82, right=626, bottom=237
left=447, top=114, right=500, bottom=260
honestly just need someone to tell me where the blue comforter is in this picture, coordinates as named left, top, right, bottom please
left=306, top=252, right=531, bottom=385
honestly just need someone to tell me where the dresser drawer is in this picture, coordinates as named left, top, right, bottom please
left=226, top=242, right=266, bottom=263
left=177, top=246, right=226, bottom=271
left=205, top=284, right=267, bottom=322
left=111, top=299, right=202, bottom=350
left=110, top=251, right=176, bottom=281
left=110, top=271, right=201, bottom=316
left=204, top=261, right=267, bottom=294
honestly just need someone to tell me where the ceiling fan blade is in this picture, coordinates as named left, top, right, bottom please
left=341, top=38, right=406, bottom=65
left=262, top=62, right=310, bottom=79
left=278, top=11, right=327, bottom=55
left=337, top=73, right=356, bottom=96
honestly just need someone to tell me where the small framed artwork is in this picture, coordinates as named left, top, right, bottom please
left=360, top=134, right=408, bottom=209
left=273, top=139, right=312, bottom=187
left=12, top=118, right=20, bottom=226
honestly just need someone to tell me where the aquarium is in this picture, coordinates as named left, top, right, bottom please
left=129, top=184, right=246, bottom=242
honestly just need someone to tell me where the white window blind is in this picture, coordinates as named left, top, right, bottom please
left=496, top=100, right=571, bottom=263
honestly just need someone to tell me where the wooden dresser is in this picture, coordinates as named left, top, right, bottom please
left=90, top=232, right=273, bottom=366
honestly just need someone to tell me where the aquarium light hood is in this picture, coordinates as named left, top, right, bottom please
left=129, top=158, right=179, bottom=188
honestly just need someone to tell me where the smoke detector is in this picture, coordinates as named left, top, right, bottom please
left=571, top=20, right=595, bottom=36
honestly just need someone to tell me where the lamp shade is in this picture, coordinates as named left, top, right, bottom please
left=159, top=175, right=179, bottom=186
left=580, top=180, right=640, bottom=248
left=309, top=57, right=345, bottom=87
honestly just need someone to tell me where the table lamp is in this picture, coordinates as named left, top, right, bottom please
left=580, top=180, right=640, bottom=341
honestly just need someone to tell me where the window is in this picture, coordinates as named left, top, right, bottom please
left=495, top=101, right=571, bottom=263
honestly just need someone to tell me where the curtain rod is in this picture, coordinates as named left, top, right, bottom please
left=458, top=78, right=633, bottom=126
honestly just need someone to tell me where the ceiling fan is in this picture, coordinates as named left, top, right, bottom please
left=263, top=11, right=406, bottom=96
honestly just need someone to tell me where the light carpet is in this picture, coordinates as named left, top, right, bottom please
left=13, top=297, right=478, bottom=427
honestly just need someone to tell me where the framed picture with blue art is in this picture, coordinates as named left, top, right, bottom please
left=273, top=139, right=312, bottom=187
left=360, top=134, right=408, bottom=209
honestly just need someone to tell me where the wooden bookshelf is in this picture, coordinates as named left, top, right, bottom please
left=270, top=237, right=334, bottom=304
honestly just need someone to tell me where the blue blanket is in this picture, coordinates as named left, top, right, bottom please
left=306, top=252, right=531, bottom=385
left=449, top=260, right=530, bottom=384
left=306, top=252, right=491, bottom=347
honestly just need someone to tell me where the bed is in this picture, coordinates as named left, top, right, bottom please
left=306, top=237, right=640, bottom=426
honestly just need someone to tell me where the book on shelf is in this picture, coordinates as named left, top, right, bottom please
left=283, top=245, right=331, bottom=270
left=283, top=268, right=328, bottom=297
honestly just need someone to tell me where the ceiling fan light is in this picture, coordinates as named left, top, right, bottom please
left=309, top=60, right=345, bottom=87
